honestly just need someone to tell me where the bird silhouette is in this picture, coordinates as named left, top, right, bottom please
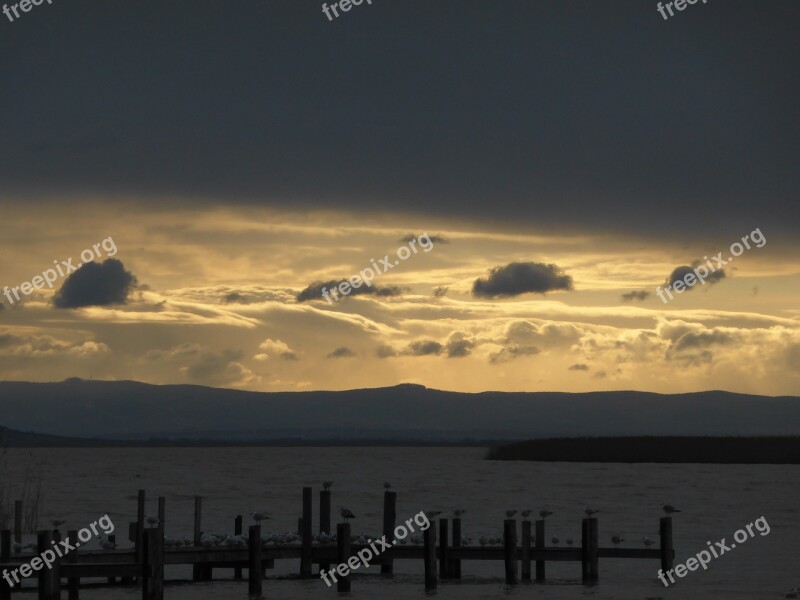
left=339, top=507, right=356, bottom=521
left=662, top=504, right=681, bottom=514
left=611, top=535, right=624, bottom=547
left=551, top=536, right=559, bottom=547
left=584, top=507, right=600, bottom=517
left=566, top=538, right=574, bottom=547
left=251, top=512, right=269, bottom=522
left=453, top=509, right=466, bottom=517
left=641, top=536, right=653, bottom=548
left=539, top=510, right=553, bottom=519
left=323, top=481, right=333, bottom=490
left=383, top=481, right=391, bottom=489
left=521, top=509, right=532, bottom=519
left=505, top=510, right=517, bottom=518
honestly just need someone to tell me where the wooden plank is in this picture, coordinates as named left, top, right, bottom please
left=67, top=530, right=79, bottom=600
left=13, top=501, right=21, bottom=544
left=141, top=529, right=164, bottom=600
left=438, top=519, right=449, bottom=579
left=587, top=517, right=599, bottom=581
left=336, top=523, right=351, bottom=592
left=381, top=491, right=396, bottom=574
left=660, top=517, right=674, bottom=573
left=451, top=517, right=462, bottom=579
left=319, top=490, right=331, bottom=573
left=503, top=520, right=517, bottom=584
left=248, top=525, right=262, bottom=598
left=37, top=531, right=52, bottom=600
left=0, top=531, right=11, bottom=600
left=234, top=516, right=243, bottom=579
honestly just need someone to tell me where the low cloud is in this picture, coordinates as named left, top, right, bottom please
left=53, top=259, right=138, bottom=309
left=327, top=346, right=356, bottom=358
left=621, top=290, right=650, bottom=302
left=568, top=363, right=589, bottom=371
left=489, top=345, right=540, bottom=364
left=666, top=264, right=726, bottom=291
left=472, top=262, right=573, bottom=298
left=254, top=338, right=298, bottom=361
left=433, top=286, right=449, bottom=298
left=296, top=280, right=404, bottom=302
left=399, top=233, right=449, bottom=244
left=405, top=340, right=443, bottom=356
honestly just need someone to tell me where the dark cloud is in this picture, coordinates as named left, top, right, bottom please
left=296, top=280, right=404, bottom=303
left=405, top=340, right=443, bottom=356
left=445, top=339, right=473, bottom=358
left=489, top=345, right=540, bottom=364
left=672, top=331, right=733, bottom=353
left=53, top=259, right=138, bottom=309
left=621, top=290, right=650, bottom=302
left=433, top=286, right=449, bottom=298
left=327, top=347, right=356, bottom=359
left=280, top=352, right=299, bottom=361
left=222, top=292, right=248, bottom=304
left=666, top=265, right=726, bottom=291
left=375, top=345, right=398, bottom=358
left=473, top=262, right=573, bottom=298
left=594, top=371, right=607, bottom=379
left=399, top=234, right=449, bottom=244
left=568, top=363, right=589, bottom=371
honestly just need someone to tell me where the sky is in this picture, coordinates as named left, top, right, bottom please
left=1, top=0, right=798, bottom=394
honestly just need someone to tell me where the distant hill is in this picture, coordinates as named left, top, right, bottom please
left=487, top=436, right=800, bottom=464
left=0, top=380, right=799, bottom=442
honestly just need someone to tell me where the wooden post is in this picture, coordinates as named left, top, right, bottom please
left=248, top=525, right=262, bottom=599
left=192, top=496, right=204, bottom=581
left=451, top=517, right=462, bottom=579
left=301, top=487, right=312, bottom=578
left=423, top=521, right=437, bottom=590
left=234, top=515, right=243, bottom=579
left=37, top=530, right=52, bottom=600
left=581, top=518, right=590, bottom=582
left=319, top=489, right=331, bottom=573
left=336, top=523, right=351, bottom=592
left=157, top=497, right=166, bottom=542
left=1, top=531, right=11, bottom=600
left=503, top=520, right=517, bottom=584
left=106, top=534, right=116, bottom=584
left=521, top=520, right=531, bottom=581
left=535, top=519, right=545, bottom=581
left=67, top=530, right=79, bottom=600
left=381, top=491, right=396, bottom=574
left=142, top=528, right=164, bottom=600
left=14, top=501, right=21, bottom=544
left=438, top=519, right=449, bottom=579
left=587, top=518, right=599, bottom=581
left=136, top=489, right=146, bottom=581
left=660, top=517, right=674, bottom=573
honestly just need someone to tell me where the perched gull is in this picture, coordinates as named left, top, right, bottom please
left=12, top=542, right=23, bottom=554
left=551, top=536, right=559, bottom=547
left=478, top=536, right=488, bottom=547
left=383, top=481, right=391, bottom=489
left=505, top=510, right=517, bottom=518
left=521, top=509, right=532, bottom=519
left=566, top=538, right=574, bottom=547
left=662, top=504, right=681, bottom=514
left=50, top=519, right=67, bottom=529
left=323, top=481, right=333, bottom=490
left=251, top=512, right=270, bottom=522
left=339, top=508, right=356, bottom=522
left=453, top=509, right=466, bottom=517
left=611, top=535, right=624, bottom=547
left=101, top=538, right=117, bottom=551
left=584, top=507, right=600, bottom=517
left=641, top=536, right=654, bottom=548
left=424, top=511, right=441, bottom=519
left=144, top=515, right=159, bottom=526
left=539, top=510, right=553, bottom=519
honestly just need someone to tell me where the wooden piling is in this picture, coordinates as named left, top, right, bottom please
left=521, top=520, right=532, bottom=581
left=584, top=518, right=599, bottom=582
left=301, top=487, right=313, bottom=578
left=67, top=530, right=79, bottom=600
left=234, top=516, right=243, bottom=579
left=660, top=517, right=674, bottom=573
left=319, top=489, right=331, bottom=573
left=248, top=525, right=262, bottom=599
left=37, top=530, right=53, bottom=600
left=336, top=523, right=351, bottom=592
left=381, top=491, right=397, bottom=574
left=1, top=530, right=11, bottom=600
left=503, top=520, right=518, bottom=584
left=13, top=501, right=21, bottom=544
left=439, top=519, right=449, bottom=579
left=535, top=519, right=545, bottom=581
left=107, top=534, right=117, bottom=584
left=423, top=521, right=437, bottom=590
left=157, top=497, right=166, bottom=541
left=142, top=528, right=164, bottom=600
left=192, top=496, right=207, bottom=581
left=451, top=517, right=462, bottom=579
left=136, top=489, right=146, bottom=579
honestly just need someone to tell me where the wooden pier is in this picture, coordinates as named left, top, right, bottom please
left=0, top=487, right=675, bottom=599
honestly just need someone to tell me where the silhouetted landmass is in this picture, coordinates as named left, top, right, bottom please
left=487, top=436, right=800, bottom=464
left=1, top=380, right=799, bottom=441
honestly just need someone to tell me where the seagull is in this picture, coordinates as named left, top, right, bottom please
left=641, top=537, right=654, bottom=548
left=453, top=509, right=466, bottom=517
left=478, top=536, right=488, bottom=546
left=101, top=538, right=117, bottom=551
left=145, top=515, right=159, bottom=526
left=521, top=509, right=532, bottom=519
left=339, top=508, right=356, bottom=522
left=323, top=481, right=333, bottom=490
left=383, top=481, right=391, bottom=489
left=584, top=507, right=600, bottom=517
left=611, top=535, right=624, bottom=547
left=551, top=536, right=559, bottom=547
left=424, top=511, right=441, bottom=519
left=539, top=510, right=553, bottom=519
left=505, top=510, right=517, bottom=518
left=662, top=504, right=681, bottom=514
left=12, top=542, right=23, bottom=554
left=50, top=519, right=67, bottom=528
left=251, top=512, right=270, bottom=522
left=566, top=538, right=574, bottom=547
